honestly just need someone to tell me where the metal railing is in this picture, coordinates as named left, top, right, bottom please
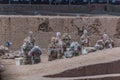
left=0, top=0, right=114, bottom=12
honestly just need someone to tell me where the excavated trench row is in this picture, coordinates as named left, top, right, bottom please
left=45, top=60, right=120, bottom=78
left=1, top=48, right=120, bottom=80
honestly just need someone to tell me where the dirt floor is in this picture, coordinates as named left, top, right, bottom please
left=1, top=47, right=120, bottom=80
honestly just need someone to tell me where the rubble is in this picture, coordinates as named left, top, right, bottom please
left=0, top=45, right=9, bottom=56
left=1, top=51, right=19, bottom=59
left=0, top=45, right=19, bottom=59
left=0, top=65, right=5, bottom=72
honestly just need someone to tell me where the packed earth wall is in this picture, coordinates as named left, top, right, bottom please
left=0, top=16, right=120, bottom=50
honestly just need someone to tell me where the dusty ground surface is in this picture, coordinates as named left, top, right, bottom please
left=1, top=47, right=120, bottom=80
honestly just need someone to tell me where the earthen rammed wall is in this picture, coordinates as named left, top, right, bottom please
left=0, top=16, right=119, bottom=50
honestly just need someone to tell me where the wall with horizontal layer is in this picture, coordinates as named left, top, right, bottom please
left=0, top=16, right=119, bottom=50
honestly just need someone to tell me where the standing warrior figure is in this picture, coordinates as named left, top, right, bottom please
left=48, top=37, right=58, bottom=61
left=56, top=32, right=65, bottom=54
left=56, top=32, right=61, bottom=40
left=102, top=34, right=114, bottom=48
left=48, top=36, right=63, bottom=61
left=80, top=28, right=89, bottom=47
left=22, top=31, right=35, bottom=65
left=22, top=41, right=33, bottom=64
left=94, top=39, right=104, bottom=50
left=65, top=41, right=81, bottom=58
left=29, top=46, right=42, bottom=64
left=62, top=33, right=71, bottom=49
left=28, top=31, right=35, bottom=46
